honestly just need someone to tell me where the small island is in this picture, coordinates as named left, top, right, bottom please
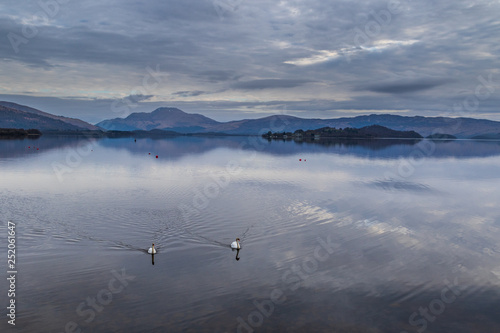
left=0, top=128, right=42, bottom=138
left=262, top=125, right=423, bottom=141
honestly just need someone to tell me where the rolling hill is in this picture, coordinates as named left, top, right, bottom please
left=0, top=102, right=100, bottom=131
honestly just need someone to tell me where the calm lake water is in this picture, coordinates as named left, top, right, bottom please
left=1, top=136, right=500, bottom=332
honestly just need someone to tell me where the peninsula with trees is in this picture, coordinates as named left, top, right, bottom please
left=263, top=125, right=423, bottom=141
left=0, top=128, right=42, bottom=138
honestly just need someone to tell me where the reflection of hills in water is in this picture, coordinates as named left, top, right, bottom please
left=0, top=136, right=98, bottom=159
left=2, top=136, right=500, bottom=160
left=78, top=136, right=500, bottom=160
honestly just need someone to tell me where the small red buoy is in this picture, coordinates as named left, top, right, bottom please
left=28, top=146, right=30, bottom=148
left=37, top=148, right=39, bottom=150
left=299, top=159, right=302, bottom=161
left=149, top=153, right=151, bottom=155
left=156, top=155, right=158, bottom=158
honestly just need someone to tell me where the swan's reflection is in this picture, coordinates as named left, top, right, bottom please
left=235, top=249, right=240, bottom=261
left=151, top=253, right=155, bottom=265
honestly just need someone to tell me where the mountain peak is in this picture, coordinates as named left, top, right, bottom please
left=98, top=107, right=220, bottom=132
left=151, top=107, right=186, bottom=115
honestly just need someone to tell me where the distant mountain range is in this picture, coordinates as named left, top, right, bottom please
left=97, top=107, right=500, bottom=138
left=0, top=101, right=100, bottom=131
left=2, top=102, right=500, bottom=139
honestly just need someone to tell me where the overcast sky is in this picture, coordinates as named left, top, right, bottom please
left=1, top=0, right=499, bottom=123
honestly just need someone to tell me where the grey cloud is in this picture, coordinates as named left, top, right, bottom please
left=232, top=79, right=313, bottom=90
left=172, top=91, right=207, bottom=97
left=127, top=94, right=154, bottom=102
left=194, top=70, right=242, bottom=83
left=362, top=78, right=453, bottom=94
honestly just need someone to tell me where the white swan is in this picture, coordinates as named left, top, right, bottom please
left=231, top=238, right=241, bottom=249
left=148, top=243, right=157, bottom=254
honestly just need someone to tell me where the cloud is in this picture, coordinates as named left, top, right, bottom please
left=232, top=79, right=313, bottom=90
left=194, top=70, right=241, bottom=83
left=127, top=94, right=154, bottom=102
left=284, top=50, right=342, bottom=66
left=362, top=78, right=453, bottom=94
left=172, top=91, right=207, bottom=97
left=284, top=40, right=419, bottom=66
